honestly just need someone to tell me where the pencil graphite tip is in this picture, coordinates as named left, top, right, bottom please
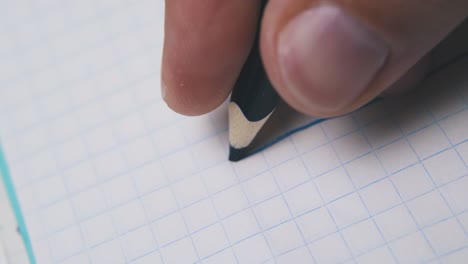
left=229, top=146, right=248, bottom=162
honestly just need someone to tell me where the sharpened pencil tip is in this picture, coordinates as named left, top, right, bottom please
left=229, top=146, right=248, bottom=162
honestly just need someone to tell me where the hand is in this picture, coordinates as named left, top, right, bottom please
left=161, top=0, right=468, bottom=117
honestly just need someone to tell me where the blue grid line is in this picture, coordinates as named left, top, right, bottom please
left=52, top=6, right=144, bottom=262
left=261, top=144, right=316, bottom=262
left=0, top=24, right=162, bottom=117
left=15, top=131, right=468, bottom=218
left=184, top=115, right=240, bottom=263
left=9, top=97, right=168, bottom=164
left=359, top=119, right=440, bottom=261
left=31, top=168, right=468, bottom=262
left=9, top=93, right=464, bottom=181
left=427, top=245, right=468, bottom=264
left=94, top=9, right=163, bottom=263
left=323, top=117, right=399, bottom=262
left=2, top=1, right=467, bottom=262
left=1, top=44, right=163, bottom=137
left=124, top=85, right=167, bottom=259
left=30, top=167, right=467, bottom=245
left=18, top=122, right=466, bottom=223
left=26, top=1, right=93, bottom=262
left=0, top=0, right=138, bottom=65
left=13, top=101, right=464, bottom=203
left=22, top=135, right=468, bottom=240
left=403, top=103, right=467, bottom=237
left=120, top=21, right=166, bottom=263
left=371, top=113, right=467, bottom=262
left=64, top=47, right=127, bottom=264
left=0, top=73, right=156, bottom=146
left=52, top=189, right=468, bottom=264
left=192, top=161, right=240, bottom=264
left=68, top=3, right=164, bottom=263
left=44, top=59, right=468, bottom=264
left=426, top=113, right=468, bottom=237
left=227, top=157, right=276, bottom=262
left=158, top=162, right=203, bottom=263
left=291, top=132, right=355, bottom=261
left=125, top=57, right=204, bottom=264
left=38, top=9, right=92, bottom=261
left=12, top=103, right=466, bottom=194
left=272, top=222, right=468, bottom=264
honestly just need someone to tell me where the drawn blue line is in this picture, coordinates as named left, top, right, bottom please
left=0, top=144, right=36, bottom=264
left=242, top=99, right=382, bottom=160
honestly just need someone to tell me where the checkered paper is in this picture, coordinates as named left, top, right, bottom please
left=0, top=1, right=467, bottom=263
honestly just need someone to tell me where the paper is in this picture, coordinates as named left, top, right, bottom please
left=0, top=1, right=467, bottom=263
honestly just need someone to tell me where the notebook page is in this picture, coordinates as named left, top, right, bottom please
left=0, top=1, right=467, bottom=263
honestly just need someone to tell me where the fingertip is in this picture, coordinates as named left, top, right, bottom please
left=266, top=5, right=389, bottom=117
left=161, top=0, right=262, bottom=116
left=164, top=97, right=225, bottom=117
left=161, top=73, right=230, bottom=116
left=261, top=0, right=468, bottom=118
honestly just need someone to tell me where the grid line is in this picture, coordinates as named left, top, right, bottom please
left=0, top=1, right=467, bottom=263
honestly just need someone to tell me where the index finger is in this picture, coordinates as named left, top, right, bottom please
left=162, top=0, right=261, bottom=116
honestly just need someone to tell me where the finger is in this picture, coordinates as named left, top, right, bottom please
left=260, top=0, right=468, bottom=117
left=162, top=0, right=261, bottom=116
left=383, top=53, right=432, bottom=96
left=386, top=18, right=468, bottom=96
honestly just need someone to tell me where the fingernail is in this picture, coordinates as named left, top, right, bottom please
left=278, top=5, right=388, bottom=114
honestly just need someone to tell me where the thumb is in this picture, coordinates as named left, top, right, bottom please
left=260, top=0, right=468, bottom=117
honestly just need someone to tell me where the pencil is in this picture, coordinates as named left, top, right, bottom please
left=228, top=0, right=279, bottom=162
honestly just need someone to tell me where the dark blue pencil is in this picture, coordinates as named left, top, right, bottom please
left=228, top=0, right=279, bottom=161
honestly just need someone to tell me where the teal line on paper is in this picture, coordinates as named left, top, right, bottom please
left=0, top=145, right=36, bottom=264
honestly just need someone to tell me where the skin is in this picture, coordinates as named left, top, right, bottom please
left=161, top=0, right=468, bottom=117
